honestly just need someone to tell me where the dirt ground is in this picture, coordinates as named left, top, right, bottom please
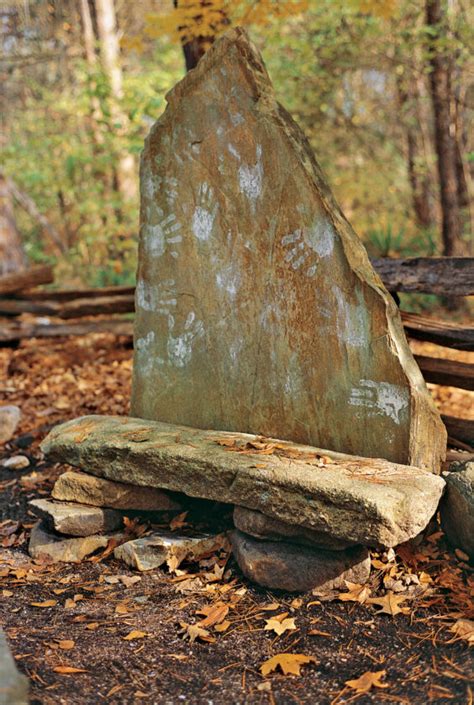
left=0, top=335, right=473, bottom=705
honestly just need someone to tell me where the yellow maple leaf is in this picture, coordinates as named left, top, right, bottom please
left=179, top=622, right=215, bottom=643
left=338, top=581, right=371, bottom=603
left=346, top=669, right=389, bottom=693
left=264, top=617, right=297, bottom=636
left=260, top=653, right=316, bottom=677
left=367, top=592, right=410, bottom=616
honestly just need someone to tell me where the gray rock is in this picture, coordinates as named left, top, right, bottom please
left=52, top=470, right=181, bottom=511
left=1, top=456, right=29, bottom=470
left=233, top=506, right=353, bottom=550
left=231, top=530, right=370, bottom=593
left=441, top=462, right=474, bottom=559
left=114, top=532, right=228, bottom=571
left=130, top=27, right=445, bottom=473
left=0, top=405, right=21, bottom=444
left=0, top=628, right=29, bottom=705
left=41, top=415, right=446, bottom=548
left=28, top=520, right=114, bottom=563
left=29, top=498, right=123, bottom=537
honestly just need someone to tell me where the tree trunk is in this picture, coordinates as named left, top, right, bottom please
left=173, top=1, right=228, bottom=72
left=425, top=0, right=463, bottom=256
left=94, top=0, right=137, bottom=201
left=0, top=173, right=26, bottom=275
left=397, top=77, right=435, bottom=230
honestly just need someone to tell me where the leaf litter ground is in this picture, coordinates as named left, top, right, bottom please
left=0, top=334, right=472, bottom=705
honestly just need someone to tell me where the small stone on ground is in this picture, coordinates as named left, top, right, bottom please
left=114, top=532, right=229, bottom=571
left=231, top=530, right=370, bottom=593
left=29, top=498, right=123, bottom=537
left=28, top=520, right=116, bottom=563
left=441, top=461, right=474, bottom=559
left=233, top=506, right=353, bottom=550
left=0, top=405, right=21, bottom=444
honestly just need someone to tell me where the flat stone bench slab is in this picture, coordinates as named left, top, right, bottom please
left=41, top=415, right=445, bottom=548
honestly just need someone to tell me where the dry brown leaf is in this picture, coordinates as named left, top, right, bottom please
left=346, top=670, right=389, bottom=693
left=260, top=653, right=316, bottom=677
left=123, top=630, right=147, bottom=641
left=264, top=617, right=297, bottom=636
left=58, top=640, right=75, bottom=650
left=308, top=628, right=331, bottom=637
left=30, top=600, right=57, bottom=608
left=367, top=592, right=410, bottom=616
left=86, top=622, right=99, bottom=630
left=179, top=622, right=215, bottom=643
left=338, top=581, right=371, bottom=604
left=170, top=512, right=189, bottom=531
left=450, top=619, right=474, bottom=644
left=214, top=620, right=231, bottom=633
left=196, top=601, right=229, bottom=628
left=53, top=666, right=87, bottom=674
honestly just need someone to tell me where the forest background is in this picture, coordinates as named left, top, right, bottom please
left=1, top=0, right=472, bottom=310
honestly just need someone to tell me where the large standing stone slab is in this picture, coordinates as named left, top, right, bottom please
left=40, top=415, right=445, bottom=548
left=131, top=27, right=445, bottom=472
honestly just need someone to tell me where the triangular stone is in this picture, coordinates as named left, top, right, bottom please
left=131, top=27, right=445, bottom=472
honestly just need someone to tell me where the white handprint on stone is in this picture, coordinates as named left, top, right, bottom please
left=192, top=183, right=219, bottom=242
left=349, top=380, right=409, bottom=424
left=281, top=228, right=318, bottom=277
left=167, top=311, right=205, bottom=368
left=142, top=205, right=182, bottom=259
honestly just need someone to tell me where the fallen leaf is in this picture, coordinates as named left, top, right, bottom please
left=58, top=640, right=75, bottom=650
left=450, top=619, right=474, bottom=644
left=123, top=630, right=147, bottom=641
left=290, top=598, right=303, bottom=609
left=214, top=620, right=231, bottom=633
left=367, top=592, right=410, bottom=616
left=260, top=653, right=316, bottom=677
left=264, top=617, right=297, bottom=636
left=30, top=600, right=57, bottom=608
left=179, top=622, right=215, bottom=643
left=308, top=628, right=331, bottom=637
left=338, top=581, right=371, bottom=604
left=196, top=601, right=229, bottom=628
left=170, top=512, right=188, bottom=531
left=454, top=548, right=470, bottom=562
left=53, top=666, right=87, bottom=674
left=120, top=575, right=141, bottom=587
left=346, top=670, right=389, bottom=693
left=86, top=622, right=99, bottom=630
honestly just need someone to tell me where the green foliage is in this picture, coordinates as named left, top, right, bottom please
left=3, top=0, right=472, bottom=291
left=3, top=37, right=182, bottom=286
